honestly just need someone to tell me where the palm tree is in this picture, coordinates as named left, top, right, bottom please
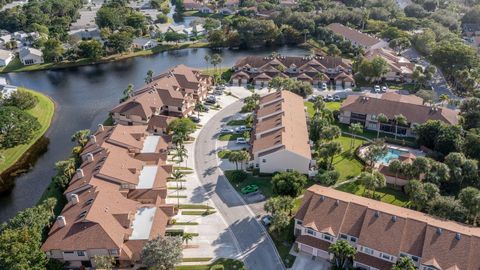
left=348, top=123, right=363, bottom=152
left=210, top=53, right=223, bottom=74
left=71, top=129, right=91, bottom=148
left=328, top=240, right=357, bottom=269
left=439, top=94, right=449, bottom=107
left=227, top=151, right=241, bottom=170
left=388, top=159, right=402, bottom=188
left=173, top=145, right=189, bottom=167
left=145, top=69, right=154, bottom=84
left=237, top=150, right=250, bottom=170
left=171, top=134, right=184, bottom=148
left=392, top=256, right=416, bottom=270
left=122, top=84, right=134, bottom=102
left=302, top=29, right=309, bottom=43
left=170, top=170, right=185, bottom=207
left=376, top=113, right=388, bottom=139
left=358, top=171, right=386, bottom=198
left=393, top=114, right=407, bottom=140
left=204, top=54, right=210, bottom=70
left=182, top=233, right=194, bottom=247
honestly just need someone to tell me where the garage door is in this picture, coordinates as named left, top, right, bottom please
left=232, top=79, right=239, bottom=85
left=300, top=244, right=314, bottom=255
left=317, top=249, right=330, bottom=260
left=241, top=79, right=248, bottom=84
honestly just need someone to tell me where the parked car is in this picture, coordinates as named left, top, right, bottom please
left=241, top=185, right=259, bottom=194
left=235, top=125, right=251, bottom=133
left=334, top=95, right=341, bottom=101
left=236, top=137, right=247, bottom=144
left=206, top=95, right=217, bottom=104
left=213, top=89, right=223, bottom=95
left=381, top=86, right=388, bottom=92
left=195, top=104, right=209, bottom=112
left=321, top=83, right=327, bottom=90
left=189, top=115, right=200, bottom=123
left=216, top=85, right=226, bottom=90
left=220, top=127, right=234, bottom=134
left=308, top=95, right=317, bottom=102
left=374, top=85, right=381, bottom=93
left=324, top=94, right=334, bottom=102
left=261, top=215, right=273, bottom=226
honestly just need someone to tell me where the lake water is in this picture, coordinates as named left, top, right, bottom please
left=0, top=46, right=308, bottom=222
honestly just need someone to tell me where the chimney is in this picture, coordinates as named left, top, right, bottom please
left=76, top=169, right=84, bottom=178
left=90, top=135, right=96, bottom=143
left=70, top=194, right=79, bottom=205
left=86, top=153, right=94, bottom=163
left=57, top=216, right=66, bottom=228
left=97, top=124, right=104, bottom=132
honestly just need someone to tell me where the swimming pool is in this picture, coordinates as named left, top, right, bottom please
left=377, top=148, right=408, bottom=165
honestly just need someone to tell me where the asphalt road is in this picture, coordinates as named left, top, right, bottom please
left=194, top=100, right=285, bottom=270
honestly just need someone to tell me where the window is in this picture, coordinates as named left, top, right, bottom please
left=63, top=251, right=74, bottom=255
left=77, top=250, right=86, bottom=256
left=323, top=234, right=332, bottom=241
left=362, top=247, right=374, bottom=255
left=381, top=253, right=392, bottom=261
left=412, top=256, right=419, bottom=262
left=178, top=107, right=181, bottom=111
left=340, top=234, right=348, bottom=240
left=306, top=229, right=316, bottom=236
left=296, top=220, right=303, bottom=225
left=109, top=249, right=119, bottom=256
left=262, top=159, right=266, bottom=163
left=350, top=236, right=357, bottom=243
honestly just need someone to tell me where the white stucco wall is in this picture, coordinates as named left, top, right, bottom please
left=258, top=149, right=310, bottom=174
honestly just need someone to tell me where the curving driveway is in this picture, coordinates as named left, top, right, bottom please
left=194, top=100, right=285, bottom=270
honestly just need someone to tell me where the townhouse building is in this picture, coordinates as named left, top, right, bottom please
left=231, top=55, right=354, bottom=88
left=110, top=65, right=212, bottom=126
left=365, top=48, right=416, bottom=82
left=295, top=185, right=480, bottom=270
left=250, top=91, right=312, bottom=174
left=339, top=92, right=458, bottom=137
left=327, top=23, right=388, bottom=52
left=42, top=124, right=175, bottom=268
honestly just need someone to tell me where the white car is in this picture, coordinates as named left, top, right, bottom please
left=381, top=86, right=388, bottom=92
left=374, top=85, right=381, bottom=93
left=220, top=128, right=234, bottom=134
left=236, top=137, right=247, bottom=144
left=324, top=94, right=334, bottom=102
left=321, top=83, right=327, bottom=90
left=334, top=95, right=341, bottom=101
left=235, top=125, right=251, bottom=133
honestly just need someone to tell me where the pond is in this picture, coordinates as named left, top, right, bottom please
left=0, top=46, right=308, bottom=222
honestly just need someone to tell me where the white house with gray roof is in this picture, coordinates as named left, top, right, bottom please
left=19, top=47, right=44, bottom=65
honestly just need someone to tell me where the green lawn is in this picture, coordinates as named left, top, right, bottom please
left=269, top=220, right=296, bottom=268
left=304, top=101, right=342, bottom=117
left=0, top=88, right=55, bottom=173
left=331, top=135, right=366, bottom=181
left=336, top=181, right=410, bottom=207
left=218, top=133, right=247, bottom=141
left=226, top=119, right=246, bottom=126
left=175, top=259, right=245, bottom=270
left=224, top=170, right=274, bottom=197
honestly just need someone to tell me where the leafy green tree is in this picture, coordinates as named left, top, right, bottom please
left=460, top=98, right=480, bottom=130
left=93, top=255, right=116, bottom=270
left=126, top=12, right=147, bottom=30
left=393, top=114, right=407, bottom=140
left=0, top=227, right=48, bottom=270
left=415, top=120, right=463, bottom=155
left=0, top=106, right=41, bottom=149
left=376, top=113, right=388, bottom=138
left=264, top=196, right=295, bottom=215
left=168, top=118, right=196, bottom=140
left=363, top=139, right=387, bottom=168
left=107, top=31, right=133, bottom=53
left=320, top=125, right=341, bottom=142
left=145, top=69, right=154, bottom=84
left=388, top=159, right=403, bottom=187
left=428, top=196, right=467, bottom=223
left=272, top=171, right=307, bottom=197
left=207, top=30, right=225, bottom=48
left=210, top=53, right=223, bottom=74
left=96, top=6, right=126, bottom=30
left=392, top=256, right=416, bottom=270
left=53, top=158, right=76, bottom=189
left=315, top=170, right=340, bottom=186
left=121, top=84, right=134, bottom=102
left=141, top=236, right=183, bottom=270
left=358, top=56, right=389, bottom=82
left=42, top=38, right=64, bottom=62
left=3, top=89, right=38, bottom=110
left=329, top=240, right=356, bottom=270
left=389, top=37, right=411, bottom=54
left=164, top=32, right=187, bottom=42
left=459, top=187, right=480, bottom=225
left=358, top=171, right=386, bottom=198
left=271, top=210, right=290, bottom=233
left=78, top=40, right=104, bottom=59
left=327, top=44, right=341, bottom=56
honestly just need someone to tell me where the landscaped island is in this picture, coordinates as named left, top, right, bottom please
left=0, top=88, right=55, bottom=184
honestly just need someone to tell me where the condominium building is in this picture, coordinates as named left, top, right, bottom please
left=110, top=65, right=212, bottom=126
left=42, top=124, right=175, bottom=268
left=365, top=48, right=416, bottom=82
left=339, top=92, right=458, bottom=137
left=327, top=23, right=388, bottom=51
left=295, top=185, right=480, bottom=270
left=250, top=91, right=312, bottom=174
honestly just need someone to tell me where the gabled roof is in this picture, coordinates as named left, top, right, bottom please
left=340, top=93, right=458, bottom=125
left=327, top=23, right=384, bottom=48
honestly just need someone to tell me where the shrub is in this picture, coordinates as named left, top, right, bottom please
left=227, top=170, right=247, bottom=183
left=315, top=170, right=340, bottom=186
left=4, top=90, right=39, bottom=110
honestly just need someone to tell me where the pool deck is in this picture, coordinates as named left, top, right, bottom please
left=358, top=143, right=425, bottom=167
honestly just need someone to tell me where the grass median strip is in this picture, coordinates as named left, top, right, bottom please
left=168, top=187, right=187, bottom=190
left=173, top=222, right=199, bottom=226
left=182, top=257, right=213, bottom=263
left=178, top=204, right=215, bottom=210
left=168, top=195, right=188, bottom=198
left=182, top=210, right=217, bottom=216
left=176, top=258, right=245, bottom=270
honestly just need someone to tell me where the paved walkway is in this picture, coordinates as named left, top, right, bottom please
left=194, top=90, right=285, bottom=269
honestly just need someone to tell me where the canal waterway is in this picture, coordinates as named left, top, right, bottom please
left=0, top=46, right=308, bottom=222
